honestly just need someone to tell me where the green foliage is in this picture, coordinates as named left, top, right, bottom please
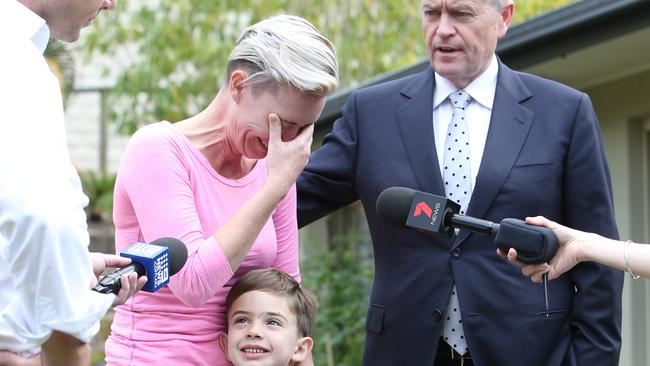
left=82, top=0, right=575, bottom=135
left=302, top=234, right=374, bottom=366
left=44, top=39, right=75, bottom=106
left=511, top=0, right=578, bottom=24
left=78, top=170, right=117, bottom=222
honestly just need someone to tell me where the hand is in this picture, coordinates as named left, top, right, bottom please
left=0, top=351, right=41, bottom=366
left=497, top=216, right=586, bottom=282
left=264, top=113, right=313, bottom=197
left=89, top=252, right=147, bottom=306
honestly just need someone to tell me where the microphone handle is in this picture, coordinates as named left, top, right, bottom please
left=447, top=215, right=557, bottom=264
left=91, top=262, right=146, bottom=294
left=448, top=214, right=500, bottom=236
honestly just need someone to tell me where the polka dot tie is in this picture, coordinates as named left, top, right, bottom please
left=442, top=90, right=472, bottom=356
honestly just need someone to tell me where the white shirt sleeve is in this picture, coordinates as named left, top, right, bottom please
left=0, top=36, right=114, bottom=355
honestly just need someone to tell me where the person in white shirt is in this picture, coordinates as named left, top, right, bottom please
left=0, top=1, right=145, bottom=365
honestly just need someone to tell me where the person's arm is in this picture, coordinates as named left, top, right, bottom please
left=270, top=184, right=300, bottom=281
left=581, top=239, right=648, bottom=277
left=118, top=115, right=310, bottom=307
left=559, top=93, right=623, bottom=364
left=214, top=115, right=312, bottom=270
left=0, top=351, right=41, bottom=366
left=297, top=92, right=361, bottom=227
left=503, top=216, right=650, bottom=280
left=39, top=331, right=90, bottom=366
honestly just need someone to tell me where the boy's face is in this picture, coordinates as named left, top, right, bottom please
left=220, top=290, right=313, bottom=366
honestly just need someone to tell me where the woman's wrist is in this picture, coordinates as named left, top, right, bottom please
left=261, top=179, right=291, bottom=203
left=575, top=232, right=601, bottom=263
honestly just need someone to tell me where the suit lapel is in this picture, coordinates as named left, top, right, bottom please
left=395, top=68, right=445, bottom=196
left=455, top=62, right=535, bottom=246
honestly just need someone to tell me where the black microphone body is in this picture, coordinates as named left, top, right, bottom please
left=376, top=187, right=558, bottom=264
left=449, top=214, right=499, bottom=237
left=93, top=263, right=146, bottom=294
left=92, top=237, right=188, bottom=295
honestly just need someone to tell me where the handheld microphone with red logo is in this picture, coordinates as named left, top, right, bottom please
left=92, top=237, right=188, bottom=294
left=375, top=187, right=558, bottom=264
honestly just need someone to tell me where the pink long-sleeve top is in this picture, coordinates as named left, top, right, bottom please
left=104, top=122, right=300, bottom=365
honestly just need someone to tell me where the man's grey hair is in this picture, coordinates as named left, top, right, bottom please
left=487, top=0, right=509, bottom=12
left=227, top=14, right=339, bottom=97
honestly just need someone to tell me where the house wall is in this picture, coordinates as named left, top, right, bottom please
left=584, top=67, right=650, bottom=366
left=65, top=90, right=130, bottom=173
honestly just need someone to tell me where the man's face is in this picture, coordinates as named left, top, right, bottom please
left=47, top=0, right=116, bottom=42
left=220, top=291, right=310, bottom=366
left=421, top=0, right=513, bottom=88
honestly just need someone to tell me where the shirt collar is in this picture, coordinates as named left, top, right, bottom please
left=2, top=0, right=50, bottom=54
left=32, top=23, right=51, bottom=54
left=433, top=54, right=499, bottom=110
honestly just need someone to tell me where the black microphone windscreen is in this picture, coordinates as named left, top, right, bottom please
left=150, top=237, right=188, bottom=276
left=376, top=187, right=416, bottom=227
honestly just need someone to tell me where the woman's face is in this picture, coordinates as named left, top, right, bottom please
left=231, top=84, right=326, bottom=159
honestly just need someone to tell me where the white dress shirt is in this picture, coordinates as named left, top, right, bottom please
left=433, top=55, right=499, bottom=192
left=0, top=1, right=114, bottom=357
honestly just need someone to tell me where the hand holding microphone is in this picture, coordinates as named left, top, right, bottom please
left=376, top=187, right=558, bottom=263
left=92, top=237, right=188, bottom=298
left=376, top=186, right=559, bottom=315
left=90, top=253, right=148, bottom=306
left=501, top=216, right=595, bottom=282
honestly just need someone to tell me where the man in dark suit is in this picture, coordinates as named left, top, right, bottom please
left=297, top=0, right=623, bottom=365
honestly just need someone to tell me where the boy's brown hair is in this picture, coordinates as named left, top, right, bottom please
left=225, top=268, right=318, bottom=337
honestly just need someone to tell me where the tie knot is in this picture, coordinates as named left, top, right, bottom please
left=449, top=90, right=471, bottom=109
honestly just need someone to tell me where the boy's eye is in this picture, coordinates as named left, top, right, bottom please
left=233, top=317, right=249, bottom=325
left=267, top=319, right=281, bottom=326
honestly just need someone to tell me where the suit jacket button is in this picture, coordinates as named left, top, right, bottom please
left=432, top=309, right=443, bottom=321
left=452, top=247, right=462, bottom=259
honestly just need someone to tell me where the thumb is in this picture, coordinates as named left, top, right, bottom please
left=268, top=113, right=281, bottom=143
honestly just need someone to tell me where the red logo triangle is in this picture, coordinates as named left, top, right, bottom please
left=413, top=202, right=432, bottom=218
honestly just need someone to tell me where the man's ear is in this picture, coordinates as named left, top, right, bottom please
left=290, top=336, right=314, bottom=363
left=218, top=331, right=231, bottom=360
left=497, top=0, right=515, bottom=38
left=229, top=69, right=248, bottom=104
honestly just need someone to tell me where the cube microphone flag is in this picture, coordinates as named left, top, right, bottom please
left=92, top=237, right=188, bottom=294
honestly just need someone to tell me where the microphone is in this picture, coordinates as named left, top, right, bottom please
left=375, top=187, right=558, bottom=264
left=92, top=237, right=188, bottom=294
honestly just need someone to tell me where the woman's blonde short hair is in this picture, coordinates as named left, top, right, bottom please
left=227, top=14, right=339, bottom=97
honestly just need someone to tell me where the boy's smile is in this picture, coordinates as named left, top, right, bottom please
left=222, top=290, right=305, bottom=366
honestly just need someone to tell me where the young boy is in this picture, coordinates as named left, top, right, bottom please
left=219, top=268, right=318, bottom=366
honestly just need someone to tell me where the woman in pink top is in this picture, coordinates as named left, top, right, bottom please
left=105, top=15, right=339, bottom=365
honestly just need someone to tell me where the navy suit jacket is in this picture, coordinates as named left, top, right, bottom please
left=297, top=61, right=623, bottom=366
